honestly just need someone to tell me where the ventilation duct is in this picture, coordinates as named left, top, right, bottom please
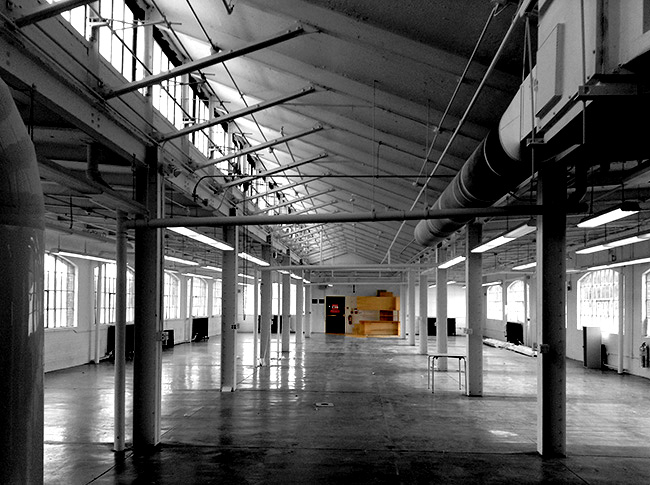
left=414, top=89, right=530, bottom=247
left=0, top=76, right=44, bottom=484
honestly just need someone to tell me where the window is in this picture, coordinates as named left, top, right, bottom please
left=164, top=272, right=180, bottom=320
left=44, top=253, right=77, bottom=328
left=94, top=263, right=135, bottom=324
left=486, top=285, right=503, bottom=320
left=191, top=277, right=208, bottom=317
left=506, top=280, right=527, bottom=324
left=213, top=279, right=222, bottom=315
left=578, top=269, right=620, bottom=335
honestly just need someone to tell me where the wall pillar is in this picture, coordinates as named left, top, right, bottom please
left=305, top=271, right=312, bottom=338
left=466, top=223, right=483, bottom=397
left=221, top=223, right=238, bottom=391
left=113, top=211, right=127, bottom=452
left=536, top=162, right=567, bottom=457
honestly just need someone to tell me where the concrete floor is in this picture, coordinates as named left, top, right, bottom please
left=44, top=334, right=650, bottom=484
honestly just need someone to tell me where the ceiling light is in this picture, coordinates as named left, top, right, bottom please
left=472, top=221, right=536, bottom=253
left=238, top=251, right=270, bottom=266
left=512, top=261, right=537, bottom=270
left=55, top=251, right=114, bottom=263
left=303, top=278, right=311, bottom=284
left=168, top=227, right=233, bottom=251
left=447, top=280, right=457, bottom=285
left=238, top=273, right=254, bottom=280
left=277, top=269, right=290, bottom=274
left=438, top=256, right=466, bottom=269
left=482, top=281, right=501, bottom=287
left=164, top=255, right=199, bottom=266
left=587, top=256, right=650, bottom=271
left=203, top=265, right=222, bottom=272
left=577, top=201, right=640, bottom=228
left=290, top=273, right=303, bottom=280
left=575, top=232, right=650, bottom=254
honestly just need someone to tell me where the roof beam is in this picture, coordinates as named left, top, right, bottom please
left=13, top=0, right=95, bottom=28
left=194, top=125, right=324, bottom=172
left=105, top=26, right=305, bottom=99
left=257, top=189, right=335, bottom=213
left=289, top=200, right=335, bottom=215
left=219, top=153, right=328, bottom=190
left=237, top=176, right=324, bottom=204
left=158, top=86, right=315, bottom=142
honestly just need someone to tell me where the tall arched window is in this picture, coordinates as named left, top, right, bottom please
left=164, top=272, right=180, bottom=320
left=578, top=269, right=619, bottom=334
left=507, top=280, right=527, bottom=324
left=486, top=285, right=503, bottom=320
left=44, top=253, right=77, bottom=328
left=94, top=263, right=135, bottom=324
left=213, top=279, right=222, bottom=315
left=191, top=277, right=208, bottom=317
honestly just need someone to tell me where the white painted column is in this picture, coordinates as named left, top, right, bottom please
left=400, top=281, right=406, bottom=339
left=282, top=271, right=291, bottom=352
left=419, top=272, right=428, bottom=355
left=408, top=270, right=416, bottom=346
left=436, top=265, right=448, bottom=371
left=466, top=223, right=483, bottom=397
left=253, top=269, right=259, bottom=367
left=113, top=211, right=127, bottom=452
left=260, top=263, right=272, bottom=365
left=221, top=222, right=238, bottom=391
left=618, top=270, right=625, bottom=374
left=305, top=272, right=312, bottom=338
left=94, top=263, right=103, bottom=364
left=296, top=271, right=304, bottom=345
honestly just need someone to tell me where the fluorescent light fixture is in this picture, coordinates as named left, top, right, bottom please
left=203, top=265, right=222, bottom=272
left=238, top=252, right=270, bottom=266
left=428, top=284, right=436, bottom=288
left=482, top=281, right=501, bottom=287
left=168, top=227, right=234, bottom=251
left=577, top=202, right=640, bottom=228
left=303, top=278, right=311, bottom=284
left=290, top=273, right=303, bottom=280
left=575, top=233, right=650, bottom=254
left=55, top=251, right=114, bottom=263
left=238, top=273, right=254, bottom=280
left=447, top=280, right=457, bottom=285
left=512, top=261, right=537, bottom=270
left=182, top=273, right=210, bottom=279
left=438, top=256, right=466, bottom=269
left=277, top=269, right=290, bottom=274
left=472, top=221, right=536, bottom=253
left=164, top=255, right=199, bottom=266
left=587, top=256, right=650, bottom=271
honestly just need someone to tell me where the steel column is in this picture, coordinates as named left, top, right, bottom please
left=408, top=271, right=416, bottom=346
left=133, top=146, right=163, bottom=451
left=536, top=162, right=567, bottom=457
left=221, top=224, right=238, bottom=391
left=419, top=272, right=428, bottom=355
left=260, top=243, right=272, bottom=365
left=466, top=223, right=483, bottom=397
left=282, top=271, right=291, bottom=352
left=296, top=272, right=304, bottom=345
left=113, top=211, right=127, bottom=452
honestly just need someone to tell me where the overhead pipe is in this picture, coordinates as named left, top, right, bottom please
left=0, top=76, right=45, bottom=484
left=12, top=0, right=95, bottom=28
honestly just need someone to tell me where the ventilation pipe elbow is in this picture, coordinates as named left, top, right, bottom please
left=414, top=84, right=530, bottom=247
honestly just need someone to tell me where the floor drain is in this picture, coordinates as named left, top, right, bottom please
left=315, top=402, right=334, bottom=407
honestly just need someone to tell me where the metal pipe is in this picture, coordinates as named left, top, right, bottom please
left=618, top=271, right=625, bottom=374
left=106, top=26, right=305, bottom=98
left=0, top=75, right=45, bottom=485
left=253, top=268, right=259, bottom=368
left=436, top=261, right=448, bottom=370
left=159, top=87, right=315, bottom=142
left=408, top=271, right=415, bottom=346
left=94, top=264, right=102, bottom=364
left=193, top=126, right=324, bottom=172
left=129, top=205, right=549, bottom=230
left=113, top=210, right=127, bottom=452
left=13, top=0, right=95, bottom=28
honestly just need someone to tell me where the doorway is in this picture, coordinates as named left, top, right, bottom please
left=325, top=296, right=346, bottom=333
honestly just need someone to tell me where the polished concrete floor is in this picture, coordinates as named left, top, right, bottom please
left=44, top=333, right=650, bottom=484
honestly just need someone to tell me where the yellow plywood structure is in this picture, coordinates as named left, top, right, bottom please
left=356, top=296, right=396, bottom=311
